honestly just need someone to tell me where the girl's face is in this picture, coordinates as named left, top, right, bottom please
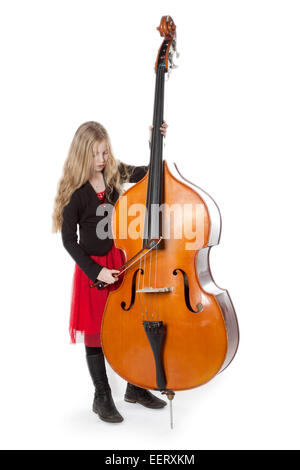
left=92, top=139, right=109, bottom=173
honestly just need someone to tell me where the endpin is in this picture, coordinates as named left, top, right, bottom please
left=162, top=390, right=175, bottom=429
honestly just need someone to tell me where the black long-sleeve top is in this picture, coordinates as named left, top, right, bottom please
left=61, top=163, right=148, bottom=282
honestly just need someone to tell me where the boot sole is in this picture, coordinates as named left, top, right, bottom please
left=124, top=397, right=137, bottom=403
left=93, top=407, right=124, bottom=423
left=124, top=397, right=167, bottom=408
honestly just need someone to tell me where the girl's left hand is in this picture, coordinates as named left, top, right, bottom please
left=149, top=120, right=168, bottom=138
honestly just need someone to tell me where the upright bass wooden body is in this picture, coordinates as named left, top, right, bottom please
left=101, top=16, right=239, bottom=396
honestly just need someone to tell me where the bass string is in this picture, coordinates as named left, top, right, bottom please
left=137, top=246, right=148, bottom=321
left=148, top=245, right=154, bottom=320
left=143, top=244, right=160, bottom=322
left=136, top=240, right=160, bottom=322
left=143, top=246, right=152, bottom=320
left=155, top=244, right=159, bottom=321
left=150, top=244, right=160, bottom=322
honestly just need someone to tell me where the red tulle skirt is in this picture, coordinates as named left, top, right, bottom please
left=69, top=243, right=125, bottom=347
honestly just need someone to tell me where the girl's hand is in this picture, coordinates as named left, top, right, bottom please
left=149, top=120, right=168, bottom=142
left=97, top=267, right=120, bottom=284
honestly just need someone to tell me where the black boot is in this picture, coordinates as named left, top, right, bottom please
left=124, top=383, right=167, bottom=409
left=86, top=352, right=124, bottom=423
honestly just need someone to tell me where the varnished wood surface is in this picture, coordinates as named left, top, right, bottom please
left=101, top=161, right=228, bottom=391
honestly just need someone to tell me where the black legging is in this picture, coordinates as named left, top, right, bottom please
left=85, top=345, right=102, bottom=356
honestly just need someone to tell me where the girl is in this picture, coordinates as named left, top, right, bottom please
left=52, top=120, right=168, bottom=423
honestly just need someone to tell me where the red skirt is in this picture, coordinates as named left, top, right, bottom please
left=69, top=243, right=125, bottom=347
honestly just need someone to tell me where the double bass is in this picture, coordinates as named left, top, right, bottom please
left=93, top=15, right=239, bottom=427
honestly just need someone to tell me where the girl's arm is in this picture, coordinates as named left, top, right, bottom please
left=128, top=164, right=149, bottom=183
left=61, top=190, right=104, bottom=282
left=118, top=162, right=149, bottom=183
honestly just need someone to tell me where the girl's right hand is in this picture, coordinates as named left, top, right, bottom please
left=97, top=267, right=120, bottom=284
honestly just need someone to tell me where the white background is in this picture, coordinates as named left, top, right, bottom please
left=1, top=0, right=299, bottom=450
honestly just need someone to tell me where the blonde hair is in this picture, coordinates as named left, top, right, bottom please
left=52, top=121, right=133, bottom=232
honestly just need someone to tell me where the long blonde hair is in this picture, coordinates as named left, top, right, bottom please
left=52, top=121, right=133, bottom=233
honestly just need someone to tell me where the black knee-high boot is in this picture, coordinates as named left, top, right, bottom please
left=86, top=348, right=123, bottom=423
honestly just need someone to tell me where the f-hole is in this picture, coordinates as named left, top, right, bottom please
left=121, top=268, right=144, bottom=311
left=173, top=268, right=202, bottom=313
